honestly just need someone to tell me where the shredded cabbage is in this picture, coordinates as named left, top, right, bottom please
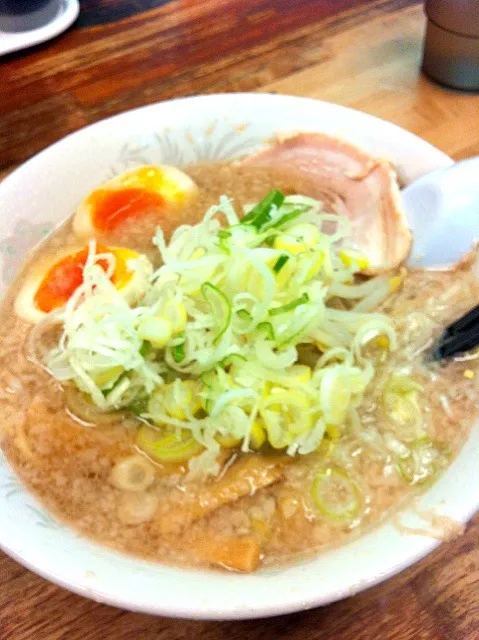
left=45, top=191, right=402, bottom=475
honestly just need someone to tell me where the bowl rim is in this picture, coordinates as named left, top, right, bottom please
left=2, top=93, right=474, bottom=621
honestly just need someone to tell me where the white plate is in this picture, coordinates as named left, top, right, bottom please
left=1, top=94, right=476, bottom=621
left=0, top=0, right=79, bottom=56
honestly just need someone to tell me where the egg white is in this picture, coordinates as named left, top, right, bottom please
left=108, top=249, right=153, bottom=306
left=15, top=270, right=52, bottom=324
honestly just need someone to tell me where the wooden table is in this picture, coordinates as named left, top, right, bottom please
left=1, top=0, right=479, bottom=638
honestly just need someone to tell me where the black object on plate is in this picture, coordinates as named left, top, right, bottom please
left=0, top=0, right=51, bottom=13
left=432, top=303, right=479, bottom=360
left=0, top=0, right=57, bottom=33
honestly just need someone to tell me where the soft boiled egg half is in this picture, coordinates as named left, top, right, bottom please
left=73, top=165, right=198, bottom=239
left=15, top=244, right=152, bottom=324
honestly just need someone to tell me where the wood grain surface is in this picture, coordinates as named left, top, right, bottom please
left=1, top=0, right=479, bottom=638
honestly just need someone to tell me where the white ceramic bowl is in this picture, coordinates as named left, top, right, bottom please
left=0, top=94, right=477, bottom=620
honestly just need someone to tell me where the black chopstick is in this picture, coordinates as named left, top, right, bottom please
left=432, top=303, right=479, bottom=361
left=442, top=303, right=479, bottom=337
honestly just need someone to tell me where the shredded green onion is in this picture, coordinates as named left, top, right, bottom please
left=256, top=321, right=275, bottom=340
left=269, top=293, right=310, bottom=316
left=44, top=190, right=404, bottom=477
left=273, top=254, right=290, bottom=273
left=139, top=341, right=153, bottom=358
left=267, top=208, right=304, bottom=229
left=236, top=308, right=252, bottom=321
left=241, top=189, right=285, bottom=229
left=172, top=339, right=185, bottom=363
left=220, top=353, right=247, bottom=368
left=201, top=282, right=232, bottom=346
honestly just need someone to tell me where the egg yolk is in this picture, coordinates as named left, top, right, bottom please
left=34, top=245, right=133, bottom=313
left=88, top=188, right=165, bottom=233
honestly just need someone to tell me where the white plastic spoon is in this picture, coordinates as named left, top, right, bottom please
left=402, top=156, right=479, bottom=268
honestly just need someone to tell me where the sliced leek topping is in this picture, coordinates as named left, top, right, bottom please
left=45, top=190, right=405, bottom=476
left=269, top=293, right=310, bottom=316
left=219, top=353, right=247, bottom=369
left=136, top=425, right=204, bottom=464
left=273, top=254, right=290, bottom=274
left=397, top=437, right=450, bottom=486
left=216, top=433, right=242, bottom=448
left=249, top=419, right=267, bottom=450
left=383, top=374, right=425, bottom=441
left=241, top=189, right=285, bottom=229
left=201, top=282, right=232, bottom=345
left=171, top=338, right=186, bottom=363
left=312, top=466, right=362, bottom=522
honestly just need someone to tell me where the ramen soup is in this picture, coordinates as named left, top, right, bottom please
left=1, top=135, right=478, bottom=573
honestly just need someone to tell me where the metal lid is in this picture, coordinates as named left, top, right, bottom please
left=422, top=19, right=479, bottom=90
left=425, top=0, right=479, bottom=39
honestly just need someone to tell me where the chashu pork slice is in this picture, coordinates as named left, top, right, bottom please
left=242, top=133, right=411, bottom=274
